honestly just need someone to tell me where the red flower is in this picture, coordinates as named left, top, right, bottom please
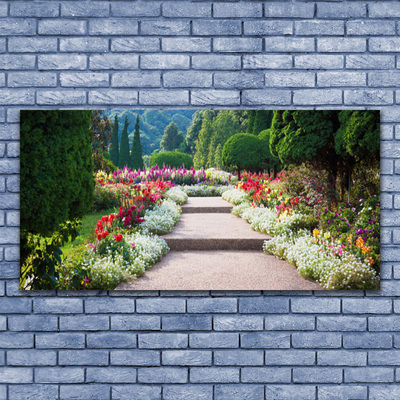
left=101, top=230, right=109, bottom=238
left=115, top=234, right=123, bottom=242
left=97, top=234, right=102, bottom=240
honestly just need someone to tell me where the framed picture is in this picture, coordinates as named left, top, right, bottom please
left=20, top=109, right=380, bottom=291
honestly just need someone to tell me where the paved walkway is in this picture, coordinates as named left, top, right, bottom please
left=117, top=197, right=323, bottom=291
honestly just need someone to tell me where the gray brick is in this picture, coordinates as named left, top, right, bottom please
left=343, top=333, right=392, bottom=349
left=242, top=367, right=291, bottom=383
left=244, top=21, right=292, bottom=36
left=141, top=20, right=189, bottom=36
left=7, top=349, right=56, bottom=366
left=60, top=72, right=108, bottom=88
left=369, top=350, right=400, bottom=366
left=90, top=54, right=138, bottom=70
left=0, top=160, right=19, bottom=175
left=293, top=367, right=342, bottom=383
left=244, top=55, right=292, bottom=70
left=318, top=350, right=366, bottom=366
left=163, top=385, right=212, bottom=400
left=370, top=3, right=400, bottom=18
left=111, top=37, right=159, bottom=52
left=318, top=71, right=366, bottom=87
left=87, top=332, right=137, bottom=348
left=111, top=315, right=160, bottom=330
left=191, top=90, right=239, bottom=106
left=60, top=315, right=109, bottom=331
left=138, top=367, right=187, bottom=383
left=240, top=332, right=290, bottom=349
left=347, top=20, right=395, bottom=36
left=318, top=3, right=366, bottom=18
left=345, top=89, right=393, bottom=105
left=294, top=89, right=342, bottom=105
left=59, top=350, right=109, bottom=366
left=265, top=2, right=314, bottom=18
left=89, top=90, right=138, bottom=105
left=0, top=316, right=5, bottom=330
left=60, top=38, right=108, bottom=52
left=112, top=385, right=161, bottom=400
left=192, top=55, right=241, bottom=70
left=214, top=38, right=262, bottom=53
left=61, top=2, right=110, bottom=17
left=86, top=367, right=136, bottom=383
left=38, top=54, right=87, bottom=70
left=265, top=315, right=314, bottom=331
left=370, top=71, right=400, bottom=87
left=343, top=299, right=391, bottom=314
left=345, top=367, right=393, bottom=383
left=9, top=37, right=57, bottom=53
left=215, top=384, right=264, bottom=400
left=381, top=228, right=393, bottom=244
left=370, top=386, right=400, bottom=400
left=60, top=385, right=110, bottom=400
left=162, top=315, right=211, bottom=331
left=85, top=298, right=135, bottom=313
left=90, top=19, right=138, bottom=35
left=0, top=192, right=20, bottom=208
left=189, top=333, right=238, bottom=348
left=292, top=333, right=341, bottom=349
left=370, top=38, right=400, bottom=53
left=213, top=3, right=262, bottom=18
left=162, top=38, right=210, bottom=53
left=4, top=248, right=19, bottom=262
left=8, top=315, right=57, bottom=331
left=346, top=55, right=395, bottom=69
left=292, top=298, right=341, bottom=314
left=9, top=72, right=56, bottom=88
left=243, top=89, right=291, bottom=105
left=193, top=20, right=241, bottom=36
left=0, top=55, right=35, bottom=70
left=141, top=54, right=189, bottom=69
left=35, top=367, right=84, bottom=383
left=112, top=2, right=161, bottom=17
left=0, top=367, right=32, bottom=383
left=187, top=298, right=237, bottom=313
left=0, top=73, right=4, bottom=87
left=11, top=2, right=59, bottom=17
left=295, top=20, right=344, bottom=36
left=318, top=38, right=367, bottom=53
left=239, top=297, right=289, bottom=313
left=265, top=350, right=315, bottom=365
left=214, top=350, right=263, bottom=366
left=0, top=3, right=6, bottom=17
left=163, top=71, right=211, bottom=88
left=139, top=333, right=188, bottom=349
left=317, top=316, right=366, bottom=331
left=381, top=142, right=400, bottom=158
left=140, top=90, right=188, bottom=106
left=162, top=350, right=211, bottom=366
left=0, top=333, right=33, bottom=348
left=163, top=2, right=211, bottom=18
left=190, top=367, right=239, bottom=383
left=318, top=385, right=367, bottom=400
left=0, top=297, right=31, bottom=313
left=214, top=315, right=263, bottom=331
left=39, top=19, right=85, bottom=35
left=0, top=19, right=36, bottom=35
left=369, top=316, right=400, bottom=331
left=110, top=350, right=159, bottom=366
left=265, top=385, right=316, bottom=400
left=37, top=90, right=86, bottom=105
left=9, top=385, right=58, bottom=400
left=295, top=55, right=344, bottom=69
left=265, top=71, right=314, bottom=88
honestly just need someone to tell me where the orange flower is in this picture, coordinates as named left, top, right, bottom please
left=362, top=245, right=371, bottom=254
left=348, top=234, right=353, bottom=244
left=356, top=236, right=364, bottom=248
left=368, top=257, right=374, bottom=265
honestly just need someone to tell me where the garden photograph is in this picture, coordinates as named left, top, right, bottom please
left=20, top=109, right=380, bottom=291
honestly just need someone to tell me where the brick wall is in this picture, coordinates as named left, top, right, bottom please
left=1, top=1, right=399, bottom=398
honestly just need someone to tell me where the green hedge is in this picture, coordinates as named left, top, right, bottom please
left=149, top=151, right=193, bottom=169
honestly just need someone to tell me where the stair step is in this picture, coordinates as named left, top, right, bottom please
left=181, top=197, right=233, bottom=214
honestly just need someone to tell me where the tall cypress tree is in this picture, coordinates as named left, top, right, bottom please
left=110, top=115, right=119, bottom=167
left=246, top=110, right=256, bottom=133
left=119, top=115, right=130, bottom=168
left=252, top=111, right=274, bottom=135
left=130, top=114, right=144, bottom=170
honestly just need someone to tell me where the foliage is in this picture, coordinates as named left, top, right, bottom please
left=119, top=115, right=130, bottom=168
left=185, top=111, right=203, bottom=155
left=160, top=122, right=184, bottom=152
left=110, top=115, right=119, bottom=168
left=222, top=133, right=266, bottom=175
left=193, top=110, right=217, bottom=169
left=130, top=114, right=144, bottom=170
left=258, top=129, right=280, bottom=172
left=252, top=110, right=273, bottom=135
left=150, top=150, right=193, bottom=169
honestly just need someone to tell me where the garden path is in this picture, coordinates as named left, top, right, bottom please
left=117, top=197, right=323, bottom=291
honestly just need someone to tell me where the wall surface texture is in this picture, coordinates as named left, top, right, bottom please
left=0, top=0, right=399, bottom=399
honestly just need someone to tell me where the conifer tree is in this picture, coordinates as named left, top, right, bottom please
left=130, top=114, right=144, bottom=170
left=110, top=115, right=119, bottom=167
left=214, top=144, right=223, bottom=169
left=160, top=122, right=184, bottom=151
left=119, top=115, right=130, bottom=168
left=246, top=110, right=256, bottom=133
left=252, top=110, right=273, bottom=135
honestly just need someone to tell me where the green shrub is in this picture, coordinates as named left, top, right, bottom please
left=150, top=150, right=193, bottom=169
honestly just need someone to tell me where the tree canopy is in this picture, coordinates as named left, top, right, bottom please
left=160, top=122, right=184, bottom=152
left=119, top=115, right=130, bottom=168
left=130, top=114, right=144, bottom=170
